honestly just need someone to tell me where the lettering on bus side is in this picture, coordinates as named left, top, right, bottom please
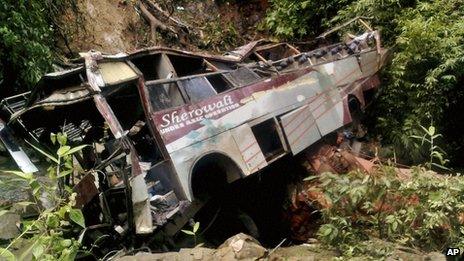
left=159, top=94, right=240, bottom=134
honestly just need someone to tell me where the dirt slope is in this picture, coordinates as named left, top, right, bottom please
left=56, top=0, right=269, bottom=56
left=58, top=0, right=149, bottom=54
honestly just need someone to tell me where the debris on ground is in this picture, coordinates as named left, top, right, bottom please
left=115, top=232, right=445, bottom=261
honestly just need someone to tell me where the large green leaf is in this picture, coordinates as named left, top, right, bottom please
left=57, top=146, right=71, bottom=157
left=19, top=239, right=40, bottom=261
left=69, top=209, right=85, bottom=228
left=32, top=242, right=44, bottom=259
left=62, top=145, right=89, bottom=156
left=57, top=169, right=73, bottom=178
left=181, top=230, right=195, bottom=236
left=0, top=170, right=33, bottom=180
left=0, top=248, right=15, bottom=261
left=50, top=133, right=57, bottom=145
left=193, top=222, right=200, bottom=233
left=25, top=140, right=58, bottom=163
left=57, top=132, right=67, bottom=146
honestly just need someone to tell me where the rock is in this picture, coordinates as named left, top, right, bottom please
left=386, top=246, right=446, bottom=261
left=423, top=252, right=446, bottom=261
left=179, top=247, right=215, bottom=260
left=268, top=244, right=332, bottom=261
left=117, top=252, right=178, bottom=261
left=117, top=234, right=267, bottom=261
left=116, top=247, right=215, bottom=261
left=0, top=212, right=20, bottom=239
left=215, top=233, right=266, bottom=260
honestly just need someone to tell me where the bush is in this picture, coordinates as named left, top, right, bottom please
left=0, top=133, right=87, bottom=260
left=336, top=0, right=464, bottom=166
left=0, top=0, right=74, bottom=97
left=0, top=0, right=54, bottom=96
left=315, top=167, right=464, bottom=257
left=264, top=0, right=351, bottom=39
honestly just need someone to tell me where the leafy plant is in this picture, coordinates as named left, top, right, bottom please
left=335, top=0, right=464, bottom=166
left=200, top=19, right=239, bottom=52
left=181, top=221, right=200, bottom=246
left=314, top=166, right=464, bottom=257
left=0, top=0, right=76, bottom=96
left=264, top=0, right=351, bottom=39
left=0, top=132, right=87, bottom=260
left=410, top=124, right=449, bottom=170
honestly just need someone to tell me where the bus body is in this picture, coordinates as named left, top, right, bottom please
left=1, top=29, right=388, bottom=237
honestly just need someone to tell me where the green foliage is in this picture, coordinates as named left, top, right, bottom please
left=314, top=167, right=464, bottom=257
left=181, top=221, right=200, bottom=246
left=0, top=0, right=54, bottom=94
left=334, top=0, right=418, bottom=44
left=0, top=132, right=87, bottom=260
left=335, top=0, right=464, bottom=166
left=410, top=124, right=449, bottom=170
left=200, top=20, right=239, bottom=52
left=0, top=0, right=74, bottom=95
left=264, top=0, right=351, bottom=39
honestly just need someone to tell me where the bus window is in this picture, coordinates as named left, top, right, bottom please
left=147, top=82, right=185, bottom=111
left=106, top=82, right=162, bottom=163
left=256, top=43, right=299, bottom=61
left=167, top=55, right=210, bottom=77
left=179, top=77, right=217, bottom=103
left=206, top=74, right=232, bottom=93
left=130, top=54, right=162, bottom=81
left=251, top=118, right=285, bottom=161
left=223, top=67, right=261, bottom=87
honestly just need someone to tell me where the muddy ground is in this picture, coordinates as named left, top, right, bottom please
left=56, top=0, right=270, bottom=57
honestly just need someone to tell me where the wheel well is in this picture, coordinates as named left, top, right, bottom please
left=190, top=152, right=243, bottom=200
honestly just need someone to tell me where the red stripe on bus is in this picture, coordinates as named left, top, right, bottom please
left=336, top=57, right=378, bottom=86
left=282, top=90, right=328, bottom=128
left=244, top=149, right=262, bottom=163
left=290, top=93, right=350, bottom=146
left=240, top=140, right=257, bottom=154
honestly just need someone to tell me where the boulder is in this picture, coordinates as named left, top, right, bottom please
left=0, top=212, right=20, bottom=239
left=215, top=233, right=266, bottom=260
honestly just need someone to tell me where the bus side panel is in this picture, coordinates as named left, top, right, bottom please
left=230, top=124, right=267, bottom=173
left=280, top=105, right=321, bottom=155
left=315, top=56, right=362, bottom=86
left=310, top=88, right=345, bottom=136
left=359, top=51, right=380, bottom=78
left=169, top=130, right=248, bottom=201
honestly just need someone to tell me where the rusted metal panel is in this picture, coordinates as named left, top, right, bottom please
left=359, top=51, right=379, bottom=78
left=73, top=173, right=99, bottom=209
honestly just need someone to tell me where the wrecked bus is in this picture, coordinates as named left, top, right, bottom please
left=1, top=24, right=388, bottom=246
